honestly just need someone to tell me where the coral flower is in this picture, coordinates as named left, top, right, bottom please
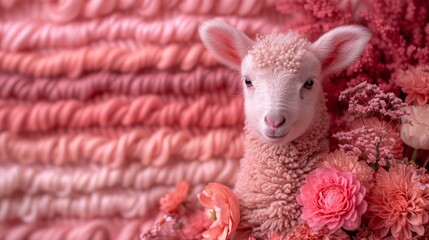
left=198, top=183, right=240, bottom=240
left=159, top=181, right=189, bottom=213
left=367, top=164, right=429, bottom=239
left=296, top=167, right=367, bottom=234
left=321, top=150, right=375, bottom=190
left=395, top=65, right=429, bottom=106
left=400, top=105, right=429, bottom=150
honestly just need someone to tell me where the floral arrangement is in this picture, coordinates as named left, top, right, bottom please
left=142, top=77, right=429, bottom=239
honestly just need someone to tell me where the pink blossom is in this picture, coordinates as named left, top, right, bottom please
left=411, top=168, right=429, bottom=190
left=400, top=105, right=429, bottom=150
left=395, top=65, right=429, bottom=105
left=320, top=150, right=375, bottom=190
left=334, top=83, right=407, bottom=166
left=159, top=181, right=189, bottom=213
left=338, top=82, right=407, bottom=121
left=182, top=210, right=211, bottom=238
left=297, top=167, right=367, bottom=234
left=198, top=183, right=240, bottom=240
left=283, top=223, right=349, bottom=240
left=367, top=164, right=429, bottom=239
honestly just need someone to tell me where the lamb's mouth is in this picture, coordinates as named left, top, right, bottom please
left=263, top=131, right=289, bottom=143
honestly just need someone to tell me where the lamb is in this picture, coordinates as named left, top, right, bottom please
left=199, top=21, right=371, bottom=238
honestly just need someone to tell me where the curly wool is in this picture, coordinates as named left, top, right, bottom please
left=234, top=101, right=329, bottom=238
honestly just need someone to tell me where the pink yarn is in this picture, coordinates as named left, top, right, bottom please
left=0, top=14, right=284, bottom=51
left=0, top=189, right=160, bottom=221
left=0, top=128, right=244, bottom=167
left=0, top=94, right=244, bottom=133
left=0, top=68, right=240, bottom=101
left=0, top=185, right=208, bottom=222
left=0, top=159, right=238, bottom=197
left=0, top=0, right=277, bottom=23
left=0, top=218, right=153, bottom=240
left=0, top=44, right=216, bottom=77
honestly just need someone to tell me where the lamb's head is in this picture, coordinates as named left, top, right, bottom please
left=200, top=21, right=371, bottom=144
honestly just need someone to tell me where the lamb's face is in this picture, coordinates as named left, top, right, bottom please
left=241, top=50, right=322, bottom=144
left=199, top=20, right=371, bottom=144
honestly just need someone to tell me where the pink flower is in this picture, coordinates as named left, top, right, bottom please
left=395, top=65, right=429, bottom=106
left=297, top=167, right=367, bottom=234
left=198, top=183, right=240, bottom=240
left=400, top=105, right=429, bottom=150
left=350, top=117, right=404, bottom=160
left=367, top=164, right=429, bottom=239
left=159, top=181, right=189, bottom=213
left=182, top=210, right=211, bottom=238
left=283, top=224, right=348, bottom=240
left=321, top=150, right=375, bottom=190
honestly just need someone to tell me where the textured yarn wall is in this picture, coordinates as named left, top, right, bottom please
left=0, top=0, right=285, bottom=239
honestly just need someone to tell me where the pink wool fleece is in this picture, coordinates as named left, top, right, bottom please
left=0, top=94, right=243, bottom=133
left=0, top=44, right=216, bottom=77
left=0, top=68, right=240, bottom=101
left=0, top=14, right=283, bottom=51
left=234, top=100, right=330, bottom=238
left=0, top=0, right=277, bottom=23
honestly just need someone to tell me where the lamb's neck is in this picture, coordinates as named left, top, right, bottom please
left=243, top=107, right=329, bottom=169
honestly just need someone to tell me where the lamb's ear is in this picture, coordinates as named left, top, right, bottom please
left=311, top=25, right=371, bottom=76
left=199, top=20, right=254, bottom=70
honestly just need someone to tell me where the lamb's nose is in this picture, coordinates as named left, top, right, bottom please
left=264, top=115, right=286, bottom=129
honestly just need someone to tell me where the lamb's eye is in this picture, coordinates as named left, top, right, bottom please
left=303, top=79, right=314, bottom=89
left=244, top=77, right=253, bottom=87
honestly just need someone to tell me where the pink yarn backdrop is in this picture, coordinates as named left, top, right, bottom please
left=0, top=0, right=286, bottom=239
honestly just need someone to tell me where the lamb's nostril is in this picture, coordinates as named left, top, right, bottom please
left=264, top=115, right=286, bottom=128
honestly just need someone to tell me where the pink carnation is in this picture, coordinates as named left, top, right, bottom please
left=198, top=183, right=240, bottom=240
left=395, top=65, right=429, bottom=106
left=159, top=181, right=189, bottom=213
left=297, top=167, right=367, bottom=234
left=367, top=164, right=429, bottom=239
left=321, top=150, right=375, bottom=190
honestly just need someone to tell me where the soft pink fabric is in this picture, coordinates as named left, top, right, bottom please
left=0, top=44, right=217, bottom=77
left=0, top=188, right=167, bottom=221
left=0, top=160, right=238, bottom=198
left=0, top=0, right=277, bottom=23
left=0, top=218, right=153, bottom=240
left=0, top=14, right=284, bottom=51
left=0, top=68, right=240, bottom=101
left=0, top=94, right=244, bottom=133
left=0, top=128, right=244, bottom=167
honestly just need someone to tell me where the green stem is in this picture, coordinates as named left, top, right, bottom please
left=423, top=155, right=429, bottom=169
left=411, top=148, right=419, bottom=163
left=375, top=142, right=381, bottom=162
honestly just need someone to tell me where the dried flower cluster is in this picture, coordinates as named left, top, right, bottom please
left=334, top=83, right=407, bottom=167
left=338, top=82, right=407, bottom=121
